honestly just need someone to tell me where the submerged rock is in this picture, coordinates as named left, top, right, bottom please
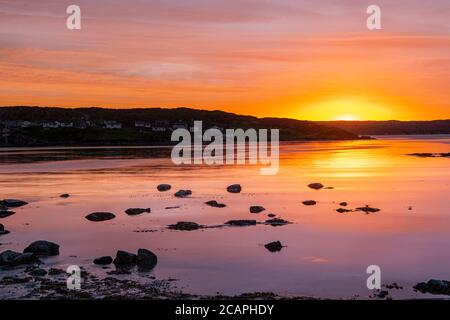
left=157, top=184, right=172, bottom=192
left=250, top=206, right=266, bottom=213
left=356, top=205, right=380, bottom=214
left=23, top=240, right=60, bottom=256
left=60, top=194, right=70, bottom=198
left=137, top=248, right=158, bottom=271
left=302, top=200, right=316, bottom=206
left=85, top=212, right=116, bottom=222
left=174, top=189, right=192, bottom=198
left=113, top=250, right=137, bottom=266
left=265, top=218, right=290, bottom=226
left=267, top=213, right=276, bottom=218
left=0, top=199, right=28, bottom=208
left=225, top=220, right=257, bottom=227
left=339, top=202, right=348, bottom=207
left=414, top=279, right=450, bottom=295
left=93, top=256, right=113, bottom=265
left=307, top=183, right=324, bottom=190
left=0, top=211, right=15, bottom=218
left=264, top=241, right=283, bottom=252
left=336, top=208, right=352, bottom=213
left=205, top=200, right=226, bottom=208
left=125, top=208, right=151, bottom=216
left=226, top=184, right=242, bottom=193
left=168, top=221, right=202, bottom=231
left=28, top=268, right=48, bottom=277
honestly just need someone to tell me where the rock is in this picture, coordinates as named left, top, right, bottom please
left=336, top=208, right=352, bottom=213
left=29, top=268, right=47, bottom=277
left=265, top=218, right=290, bottom=226
left=414, top=279, right=450, bottom=295
left=0, top=223, right=10, bottom=236
left=226, top=184, right=242, bottom=193
left=60, top=194, right=70, bottom=198
left=205, top=200, right=226, bottom=208
left=356, top=205, right=380, bottom=214
left=250, top=206, right=265, bottom=213
left=125, top=208, right=151, bottom=216
left=157, top=184, right=171, bottom=192
left=307, top=183, right=324, bottom=190
left=409, top=153, right=434, bottom=158
left=0, top=211, right=15, bottom=218
left=302, top=200, right=316, bottom=206
left=0, top=204, right=8, bottom=211
left=225, top=220, right=257, bottom=226
left=85, top=212, right=116, bottom=222
left=0, top=250, right=21, bottom=265
left=136, top=248, right=158, bottom=270
left=267, top=213, right=276, bottom=218
left=113, top=250, right=137, bottom=265
left=24, top=240, right=60, bottom=256
left=264, top=241, right=283, bottom=252
left=339, top=202, right=348, bottom=206
left=48, top=268, right=66, bottom=276
left=0, top=199, right=28, bottom=208
left=93, top=256, right=113, bottom=265
left=174, top=190, right=192, bottom=198
left=0, top=250, right=40, bottom=266
left=168, top=221, right=202, bottom=231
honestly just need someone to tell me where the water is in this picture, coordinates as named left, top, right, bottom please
left=0, top=136, right=449, bottom=299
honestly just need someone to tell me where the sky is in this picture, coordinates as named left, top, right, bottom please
left=0, top=0, right=449, bottom=120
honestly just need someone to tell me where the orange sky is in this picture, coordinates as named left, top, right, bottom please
left=0, top=0, right=449, bottom=120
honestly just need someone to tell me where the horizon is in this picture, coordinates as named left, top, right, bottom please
left=1, top=105, right=449, bottom=122
left=0, top=1, right=449, bottom=121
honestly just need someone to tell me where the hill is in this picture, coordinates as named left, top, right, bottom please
left=318, top=120, right=450, bottom=135
left=0, top=106, right=360, bottom=147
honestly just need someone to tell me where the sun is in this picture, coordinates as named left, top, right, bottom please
left=334, top=115, right=360, bottom=121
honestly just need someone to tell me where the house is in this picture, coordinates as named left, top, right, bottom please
left=41, top=121, right=73, bottom=128
left=101, top=121, right=122, bottom=129
left=151, top=120, right=169, bottom=132
left=172, top=121, right=188, bottom=130
left=135, top=121, right=152, bottom=128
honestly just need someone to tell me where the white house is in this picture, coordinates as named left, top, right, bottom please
left=101, top=121, right=122, bottom=129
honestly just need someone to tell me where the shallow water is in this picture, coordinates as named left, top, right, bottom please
left=1, top=135, right=450, bottom=299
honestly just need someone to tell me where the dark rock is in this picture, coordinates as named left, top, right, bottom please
left=307, top=183, right=324, bottom=190
left=48, top=268, right=66, bottom=276
left=136, top=248, right=158, bottom=270
left=60, top=194, right=70, bottom=198
left=375, top=290, right=390, bottom=299
left=336, top=208, right=352, bottom=213
left=0, top=250, right=40, bottom=266
left=267, top=213, right=276, bottom=218
left=125, top=208, right=151, bottom=216
left=0, top=223, right=10, bottom=236
left=225, top=220, right=257, bottom=226
left=339, top=202, right=348, bottom=206
left=24, top=240, right=60, bottom=256
left=0, top=199, right=28, bottom=208
left=205, top=200, right=226, bottom=208
left=409, top=153, right=434, bottom=158
left=356, top=205, right=380, bottom=214
left=264, top=241, right=283, bottom=252
left=0, top=211, right=15, bottom=218
left=157, top=184, right=171, bottom=192
left=302, top=200, right=316, bottom=206
left=113, top=250, right=137, bottom=266
left=85, top=212, right=116, bottom=222
left=168, top=221, right=202, bottom=231
left=265, top=218, right=290, bottom=226
left=250, top=206, right=265, bottom=213
left=0, top=250, right=21, bottom=265
left=174, top=189, right=192, bottom=198
left=227, top=184, right=242, bottom=193
left=29, top=268, right=47, bottom=277
left=414, top=279, right=450, bottom=295
left=93, top=256, right=113, bottom=265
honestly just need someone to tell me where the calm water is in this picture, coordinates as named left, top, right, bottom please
left=1, top=136, right=450, bottom=299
